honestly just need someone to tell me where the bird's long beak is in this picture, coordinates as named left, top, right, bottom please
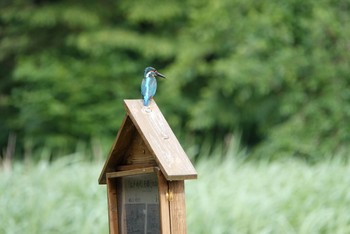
left=155, top=71, right=166, bottom=79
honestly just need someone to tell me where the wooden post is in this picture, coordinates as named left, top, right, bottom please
left=155, top=168, right=171, bottom=233
left=169, top=181, right=187, bottom=234
left=107, top=178, right=118, bottom=234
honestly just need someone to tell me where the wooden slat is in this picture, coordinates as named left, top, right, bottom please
left=115, top=164, right=157, bottom=171
left=169, top=181, right=187, bottom=234
left=122, top=129, right=157, bottom=166
left=107, top=178, right=118, bottom=234
left=98, top=115, right=137, bottom=184
left=106, top=167, right=155, bottom=179
left=124, top=99, right=197, bottom=181
left=155, top=167, right=171, bottom=233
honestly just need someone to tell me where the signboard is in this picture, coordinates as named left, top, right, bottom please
left=117, top=173, right=160, bottom=234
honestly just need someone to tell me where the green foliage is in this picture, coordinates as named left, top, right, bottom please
left=161, top=0, right=350, bottom=160
left=0, top=0, right=349, bottom=160
left=1, top=156, right=350, bottom=233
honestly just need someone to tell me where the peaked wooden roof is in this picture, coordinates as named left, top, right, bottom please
left=98, top=99, right=197, bottom=184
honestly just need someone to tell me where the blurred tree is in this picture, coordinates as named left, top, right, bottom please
left=0, top=0, right=349, bottom=161
left=0, top=0, right=183, bottom=157
left=159, top=0, right=350, bottom=160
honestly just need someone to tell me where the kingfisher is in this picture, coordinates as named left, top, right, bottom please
left=141, top=67, right=166, bottom=106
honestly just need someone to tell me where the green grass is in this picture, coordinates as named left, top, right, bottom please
left=186, top=158, right=350, bottom=233
left=0, top=156, right=108, bottom=234
left=1, top=156, right=350, bottom=234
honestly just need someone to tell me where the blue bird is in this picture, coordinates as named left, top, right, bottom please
left=141, top=67, right=166, bottom=106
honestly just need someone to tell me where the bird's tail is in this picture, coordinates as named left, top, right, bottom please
left=143, top=97, right=150, bottom=106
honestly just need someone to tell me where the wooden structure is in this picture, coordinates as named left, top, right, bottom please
left=99, top=99, right=197, bottom=234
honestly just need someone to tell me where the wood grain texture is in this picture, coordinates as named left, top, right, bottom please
left=122, top=128, right=157, bottom=166
left=124, top=99, right=197, bottom=181
left=106, top=167, right=155, bottom=179
left=99, top=115, right=136, bottom=184
left=155, top=167, right=171, bottom=233
left=107, top=178, right=118, bottom=234
left=169, top=181, right=187, bottom=234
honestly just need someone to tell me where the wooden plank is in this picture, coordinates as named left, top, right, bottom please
left=99, top=115, right=137, bottom=184
left=107, top=178, right=119, bottom=234
left=169, top=181, right=187, bottom=234
left=115, top=164, right=157, bottom=171
left=106, top=167, right=155, bottom=179
left=118, top=178, right=126, bottom=234
left=122, top=129, right=157, bottom=166
left=124, top=99, right=197, bottom=181
left=155, top=168, right=171, bottom=233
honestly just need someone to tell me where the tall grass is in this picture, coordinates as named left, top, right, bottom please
left=186, top=157, right=350, bottom=234
left=1, top=155, right=350, bottom=233
left=0, top=156, right=108, bottom=234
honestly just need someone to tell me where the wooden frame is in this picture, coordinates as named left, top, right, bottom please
left=99, top=100, right=197, bottom=234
